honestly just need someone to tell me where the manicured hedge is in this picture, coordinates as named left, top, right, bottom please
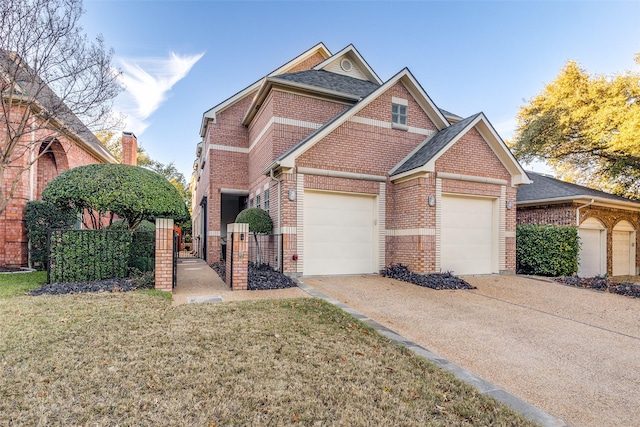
left=25, top=201, right=77, bottom=270
left=48, top=229, right=155, bottom=283
left=516, top=224, right=579, bottom=277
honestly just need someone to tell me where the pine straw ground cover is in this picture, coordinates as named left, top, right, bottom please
left=1, top=293, right=537, bottom=426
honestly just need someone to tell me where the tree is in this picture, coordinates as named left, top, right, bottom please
left=0, top=0, right=122, bottom=216
left=511, top=56, right=640, bottom=198
left=43, top=164, right=190, bottom=230
left=97, top=132, right=192, bottom=212
left=236, top=208, right=273, bottom=264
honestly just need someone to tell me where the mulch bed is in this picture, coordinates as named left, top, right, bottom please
left=380, top=264, right=476, bottom=290
left=210, top=262, right=297, bottom=291
left=554, top=276, right=640, bottom=298
left=28, top=277, right=153, bottom=296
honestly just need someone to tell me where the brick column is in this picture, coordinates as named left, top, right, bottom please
left=155, top=218, right=174, bottom=292
left=225, top=223, right=249, bottom=290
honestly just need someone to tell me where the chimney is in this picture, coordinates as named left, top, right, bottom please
left=121, top=131, right=137, bottom=166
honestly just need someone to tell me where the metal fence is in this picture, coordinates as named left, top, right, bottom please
left=248, top=234, right=283, bottom=272
left=47, top=229, right=155, bottom=284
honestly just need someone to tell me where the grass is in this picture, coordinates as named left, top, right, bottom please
left=0, top=271, right=47, bottom=299
left=0, top=289, right=538, bottom=426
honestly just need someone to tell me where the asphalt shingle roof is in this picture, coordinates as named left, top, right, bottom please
left=391, top=113, right=481, bottom=176
left=0, top=50, right=115, bottom=163
left=273, top=70, right=380, bottom=99
left=517, top=171, right=640, bottom=205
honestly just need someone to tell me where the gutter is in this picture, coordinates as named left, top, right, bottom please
left=576, top=199, right=595, bottom=226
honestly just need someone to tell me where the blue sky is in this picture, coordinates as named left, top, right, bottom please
left=82, top=0, right=640, bottom=180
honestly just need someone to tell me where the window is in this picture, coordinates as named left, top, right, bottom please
left=249, top=198, right=254, bottom=208
left=392, top=103, right=407, bottom=126
left=264, top=189, right=270, bottom=211
left=256, top=194, right=261, bottom=209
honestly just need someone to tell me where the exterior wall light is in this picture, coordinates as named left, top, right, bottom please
left=288, top=189, right=296, bottom=201
left=428, top=195, right=435, bottom=206
left=506, top=200, right=513, bottom=210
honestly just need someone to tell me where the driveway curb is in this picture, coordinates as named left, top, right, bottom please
left=297, top=279, right=568, bottom=427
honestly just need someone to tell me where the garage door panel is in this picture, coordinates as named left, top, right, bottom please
left=441, top=196, right=495, bottom=275
left=613, top=231, right=631, bottom=276
left=578, top=228, right=604, bottom=277
left=304, top=191, right=376, bottom=276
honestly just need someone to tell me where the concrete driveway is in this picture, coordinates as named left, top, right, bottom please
left=300, top=274, right=640, bottom=427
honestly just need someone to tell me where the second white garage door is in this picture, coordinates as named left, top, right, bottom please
left=441, top=195, right=496, bottom=275
left=612, top=220, right=635, bottom=276
left=303, top=191, right=377, bottom=276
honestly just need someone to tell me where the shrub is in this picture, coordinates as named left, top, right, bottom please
left=516, top=224, right=579, bottom=276
left=25, top=201, right=77, bottom=270
left=43, top=164, right=190, bottom=230
left=235, top=208, right=273, bottom=234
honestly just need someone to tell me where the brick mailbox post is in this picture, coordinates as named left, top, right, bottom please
left=225, top=223, right=249, bottom=290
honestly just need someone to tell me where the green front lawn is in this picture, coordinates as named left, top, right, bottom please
left=0, top=271, right=46, bottom=299
left=0, top=280, right=538, bottom=425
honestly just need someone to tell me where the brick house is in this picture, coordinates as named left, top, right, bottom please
left=192, top=43, right=530, bottom=276
left=0, top=50, right=121, bottom=267
left=517, top=171, right=640, bottom=277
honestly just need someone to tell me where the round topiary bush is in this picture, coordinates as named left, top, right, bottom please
left=235, top=208, right=272, bottom=234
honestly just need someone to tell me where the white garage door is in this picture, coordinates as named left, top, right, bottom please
left=441, top=195, right=496, bottom=275
left=578, top=218, right=606, bottom=277
left=303, top=191, right=377, bottom=276
left=613, top=220, right=635, bottom=276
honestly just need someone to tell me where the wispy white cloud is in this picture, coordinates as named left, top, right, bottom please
left=115, top=51, right=205, bottom=134
left=493, top=117, right=517, bottom=140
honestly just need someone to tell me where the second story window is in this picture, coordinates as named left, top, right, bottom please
left=264, top=189, right=270, bottom=211
left=392, top=103, right=407, bottom=126
left=256, top=194, right=261, bottom=209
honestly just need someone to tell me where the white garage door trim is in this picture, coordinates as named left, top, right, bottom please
left=440, top=195, right=498, bottom=275
left=303, top=190, right=378, bottom=276
left=578, top=217, right=606, bottom=277
left=612, top=220, right=636, bottom=276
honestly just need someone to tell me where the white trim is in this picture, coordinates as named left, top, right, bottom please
left=207, top=230, right=220, bottom=237
left=200, top=42, right=331, bottom=136
left=391, top=97, right=408, bottom=106
left=249, top=117, right=322, bottom=152
left=349, top=116, right=434, bottom=136
left=518, top=195, right=640, bottom=212
left=313, top=44, right=383, bottom=85
left=280, top=227, right=297, bottom=234
left=378, top=183, right=386, bottom=270
left=499, top=186, right=506, bottom=271
left=437, top=172, right=508, bottom=186
left=505, top=231, right=516, bottom=238
left=296, top=173, right=305, bottom=273
left=297, top=166, right=386, bottom=182
left=220, top=188, right=249, bottom=196
left=210, top=144, right=249, bottom=154
left=386, top=228, right=436, bottom=236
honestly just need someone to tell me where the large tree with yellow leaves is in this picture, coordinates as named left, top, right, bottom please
left=511, top=55, right=640, bottom=198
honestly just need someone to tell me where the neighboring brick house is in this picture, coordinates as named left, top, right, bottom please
left=0, top=50, right=120, bottom=267
left=192, top=43, right=530, bottom=276
left=517, top=171, right=640, bottom=277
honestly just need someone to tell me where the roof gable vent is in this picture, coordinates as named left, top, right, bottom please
left=340, top=58, right=353, bottom=72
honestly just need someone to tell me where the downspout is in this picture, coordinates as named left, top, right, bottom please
left=576, top=199, right=595, bottom=226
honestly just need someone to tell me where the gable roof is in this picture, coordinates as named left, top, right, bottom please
left=272, top=70, right=380, bottom=99
left=265, top=67, right=451, bottom=172
left=312, top=44, right=383, bottom=85
left=391, top=114, right=481, bottom=177
left=517, top=171, right=640, bottom=209
left=199, top=42, right=332, bottom=137
left=389, top=112, right=530, bottom=186
left=0, top=50, right=116, bottom=164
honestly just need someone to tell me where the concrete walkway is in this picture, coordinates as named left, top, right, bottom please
left=171, top=257, right=308, bottom=306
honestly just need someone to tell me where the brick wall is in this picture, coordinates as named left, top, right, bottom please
left=517, top=203, right=640, bottom=275
left=0, top=126, right=106, bottom=266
